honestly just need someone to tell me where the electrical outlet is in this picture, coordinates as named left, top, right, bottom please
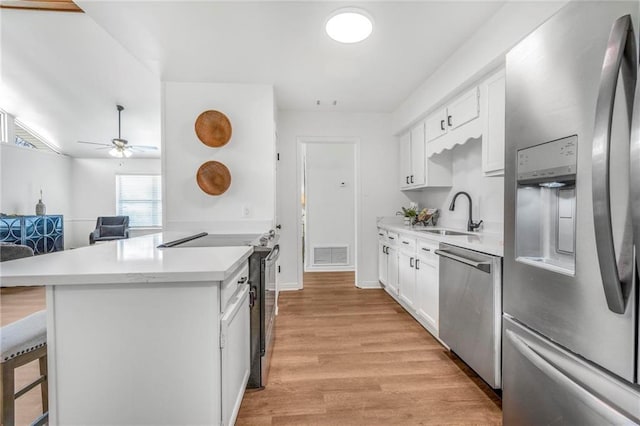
left=242, top=206, right=251, bottom=217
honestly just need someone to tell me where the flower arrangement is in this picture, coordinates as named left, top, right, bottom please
left=397, top=203, right=439, bottom=227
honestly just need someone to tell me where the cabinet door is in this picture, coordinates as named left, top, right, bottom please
left=378, top=240, right=388, bottom=285
left=482, top=69, right=506, bottom=176
left=410, top=122, right=426, bottom=186
left=425, top=108, right=448, bottom=142
left=398, top=251, right=416, bottom=310
left=221, top=285, right=250, bottom=426
left=416, top=254, right=439, bottom=334
left=447, top=87, right=479, bottom=130
left=386, top=246, right=399, bottom=296
left=399, top=132, right=412, bottom=188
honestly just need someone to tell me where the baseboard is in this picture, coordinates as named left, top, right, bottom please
left=278, top=282, right=302, bottom=291
left=356, top=280, right=382, bottom=289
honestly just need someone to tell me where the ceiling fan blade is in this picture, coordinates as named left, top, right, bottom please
left=129, top=145, right=159, bottom=150
left=78, top=140, right=111, bottom=147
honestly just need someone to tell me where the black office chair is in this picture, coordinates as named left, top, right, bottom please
left=89, top=216, right=130, bottom=245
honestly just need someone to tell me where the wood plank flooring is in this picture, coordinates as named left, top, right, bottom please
left=1, top=273, right=502, bottom=425
left=236, top=271, right=502, bottom=425
left=1, top=286, right=47, bottom=425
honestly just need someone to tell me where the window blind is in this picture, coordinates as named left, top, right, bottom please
left=116, top=175, right=162, bottom=227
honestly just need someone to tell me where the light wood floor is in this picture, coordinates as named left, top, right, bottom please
left=1, top=273, right=502, bottom=425
left=1, top=286, right=47, bottom=425
left=236, top=271, right=502, bottom=425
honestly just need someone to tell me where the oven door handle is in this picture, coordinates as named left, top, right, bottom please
left=265, top=244, right=280, bottom=263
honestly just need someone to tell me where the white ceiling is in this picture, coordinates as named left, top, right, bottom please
left=1, top=1, right=506, bottom=158
left=1, top=8, right=161, bottom=158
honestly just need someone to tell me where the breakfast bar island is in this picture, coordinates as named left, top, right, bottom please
left=0, top=232, right=253, bottom=426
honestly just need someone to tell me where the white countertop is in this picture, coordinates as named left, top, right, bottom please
left=0, top=232, right=253, bottom=287
left=378, top=219, right=504, bottom=257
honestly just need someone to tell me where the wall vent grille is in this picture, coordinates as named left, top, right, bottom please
left=312, top=246, right=348, bottom=266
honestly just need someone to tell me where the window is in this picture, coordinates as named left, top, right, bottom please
left=116, top=175, right=162, bottom=228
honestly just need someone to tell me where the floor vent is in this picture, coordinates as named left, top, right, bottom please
left=313, top=246, right=348, bottom=266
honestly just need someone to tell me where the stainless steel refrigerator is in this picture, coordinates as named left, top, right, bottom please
left=504, top=1, right=640, bottom=424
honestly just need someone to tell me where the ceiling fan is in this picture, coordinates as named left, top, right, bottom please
left=78, top=105, right=158, bottom=158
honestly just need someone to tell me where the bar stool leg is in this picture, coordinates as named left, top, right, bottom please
left=39, top=355, right=48, bottom=413
left=1, top=361, right=16, bottom=426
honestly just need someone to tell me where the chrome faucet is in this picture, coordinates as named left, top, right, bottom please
left=449, top=191, right=483, bottom=232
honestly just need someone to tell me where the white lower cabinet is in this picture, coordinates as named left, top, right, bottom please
left=378, top=239, right=388, bottom=285
left=398, top=235, right=417, bottom=310
left=416, top=241, right=439, bottom=336
left=221, top=280, right=250, bottom=426
left=398, top=251, right=416, bottom=309
left=379, top=228, right=440, bottom=338
left=378, top=230, right=399, bottom=297
left=386, top=246, right=399, bottom=296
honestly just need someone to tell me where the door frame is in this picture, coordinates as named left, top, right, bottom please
left=296, top=137, right=360, bottom=289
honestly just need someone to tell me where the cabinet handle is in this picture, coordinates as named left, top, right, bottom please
left=402, top=241, right=409, bottom=245
left=421, top=247, right=431, bottom=252
left=410, top=257, right=414, bottom=268
left=384, top=246, right=388, bottom=254
left=238, top=276, right=248, bottom=284
left=406, top=176, right=410, bottom=184
left=410, top=175, right=414, bottom=183
left=415, top=259, right=420, bottom=270
left=447, top=115, right=452, bottom=127
left=440, top=119, right=445, bottom=131
left=388, top=236, right=395, bottom=240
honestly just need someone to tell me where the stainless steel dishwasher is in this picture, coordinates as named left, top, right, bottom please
left=436, top=243, right=502, bottom=389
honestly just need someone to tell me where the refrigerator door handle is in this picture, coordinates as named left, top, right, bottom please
left=631, top=55, right=640, bottom=279
left=592, top=14, right=637, bottom=314
left=505, top=329, right=638, bottom=425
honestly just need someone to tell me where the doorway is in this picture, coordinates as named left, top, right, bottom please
left=297, top=138, right=359, bottom=289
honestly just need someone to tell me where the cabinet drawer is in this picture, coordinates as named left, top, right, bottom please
left=386, top=231, right=399, bottom=246
left=399, top=235, right=416, bottom=252
left=417, top=240, right=438, bottom=261
left=221, top=262, right=249, bottom=311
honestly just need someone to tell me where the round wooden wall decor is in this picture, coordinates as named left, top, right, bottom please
left=196, top=161, right=231, bottom=195
left=194, top=110, right=232, bottom=147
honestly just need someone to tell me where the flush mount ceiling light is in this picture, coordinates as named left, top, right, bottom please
left=325, top=8, right=373, bottom=43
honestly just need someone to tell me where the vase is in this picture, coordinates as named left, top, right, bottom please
left=404, top=217, right=411, bottom=227
left=36, top=199, right=46, bottom=216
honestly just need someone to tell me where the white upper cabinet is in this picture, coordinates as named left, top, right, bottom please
left=425, top=108, right=448, bottom=142
left=481, top=68, right=506, bottom=176
left=425, top=87, right=482, bottom=156
left=399, top=121, right=452, bottom=191
left=447, top=87, right=480, bottom=130
left=410, top=123, right=426, bottom=186
left=399, top=132, right=412, bottom=188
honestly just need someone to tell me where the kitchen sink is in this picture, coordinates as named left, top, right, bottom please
left=417, top=229, right=472, bottom=236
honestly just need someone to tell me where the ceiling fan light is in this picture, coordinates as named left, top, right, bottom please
left=325, top=8, right=373, bottom=44
left=109, top=147, right=124, bottom=158
left=123, top=149, right=132, bottom=158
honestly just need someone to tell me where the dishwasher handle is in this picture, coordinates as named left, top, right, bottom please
left=435, top=249, right=492, bottom=273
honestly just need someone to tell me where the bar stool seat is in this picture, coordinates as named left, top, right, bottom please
left=1, top=310, right=48, bottom=426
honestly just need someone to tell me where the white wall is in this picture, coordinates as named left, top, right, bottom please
left=68, top=158, right=161, bottom=248
left=392, top=1, right=567, bottom=134
left=162, top=82, right=276, bottom=234
left=0, top=144, right=161, bottom=249
left=304, top=143, right=355, bottom=271
left=0, top=144, right=73, bottom=247
left=277, top=111, right=406, bottom=290
left=405, top=140, right=503, bottom=234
